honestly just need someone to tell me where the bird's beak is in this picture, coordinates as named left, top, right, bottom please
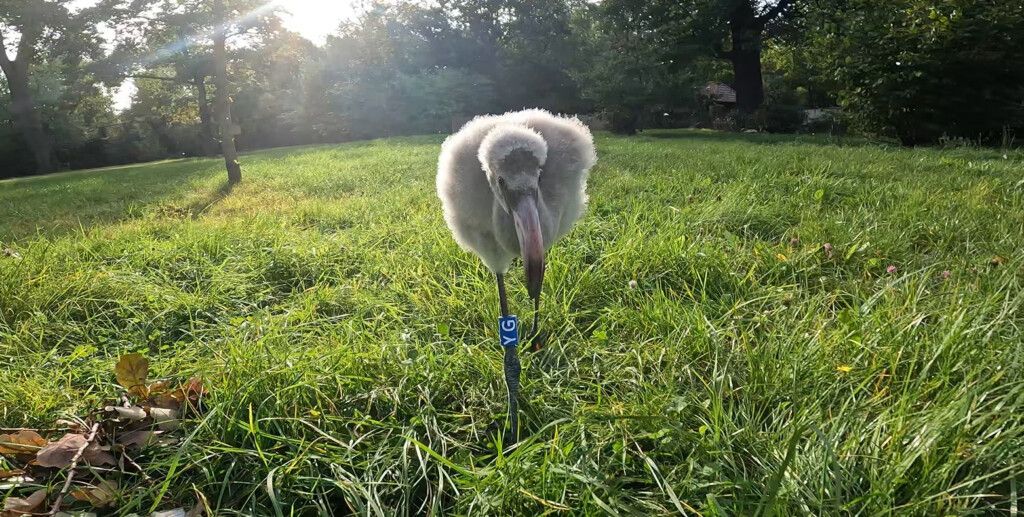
left=511, top=192, right=544, bottom=301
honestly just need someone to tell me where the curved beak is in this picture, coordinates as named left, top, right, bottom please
left=511, top=192, right=544, bottom=301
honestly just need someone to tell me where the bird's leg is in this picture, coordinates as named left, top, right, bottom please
left=496, top=273, right=510, bottom=318
left=527, top=295, right=543, bottom=351
left=496, top=273, right=519, bottom=447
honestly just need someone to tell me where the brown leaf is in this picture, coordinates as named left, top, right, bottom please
left=115, top=353, right=149, bottom=398
left=2, top=488, right=47, bottom=515
left=70, top=479, right=118, bottom=507
left=0, top=430, right=47, bottom=455
left=82, top=443, right=116, bottom=466
left=991, top=255, right=1009, bottom=267
left=0, top=469, right=25, bottom=480
left=183, top=377, right=209, bottom=411
left=149, top=379, right=172, bottom=394
left=106, top=405, right=148, bottom=421
left=151, top=389, right=186, bottom=410
left=151, top=408, right=180, bottom=432
left=54, top=419, right=83, bottom=432
left=184, top=377, right=208, bottom=396
left=118, top=430, right=160, bottom=449
left=36, top=433, right=86, bottom=468
left=189, top=488, right=209, bottom=517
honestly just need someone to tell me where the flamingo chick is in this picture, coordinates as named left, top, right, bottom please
left=437, top=109, right=597, bottom=334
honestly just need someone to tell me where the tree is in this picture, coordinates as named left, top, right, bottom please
left=719, top=0, right=795, bottom=114
left=114, top=0, right=282, bottom=182
left=493, top=0, right=589, bottom=113
left=1, top=0, right=142, bottom=175
left=0, top=1, right=103, bottom=173
left=212, top=0, right=240, bottom=183
left=105, top=4, right=222, bottom=157
left=569, top=0, right=700, bottom=134
left=795, top=0, right=1024, bottom=145
left=0, top=28, right=54, bottom=173
left=642, top=0, right=796, bottom=115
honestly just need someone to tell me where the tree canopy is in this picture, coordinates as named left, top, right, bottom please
left=1, top=0, right=1021, bottom=178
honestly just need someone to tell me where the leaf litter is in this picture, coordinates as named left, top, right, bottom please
left=0, top=354, right=209, bottom=516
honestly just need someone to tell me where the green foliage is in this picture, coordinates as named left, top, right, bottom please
left=806, top=0, right=1024, bottom=145
left=314, top=6, right=500, bottom=141
left=4, top=0, right=1024, bottom=179
left=571, top=2, right=698, bottom=134
left=312, top=0, right=587, bottom=141
left=0, top=0, right=141, bottom=175
left=2, top=133, right=1023, bottom=513
left=754, top=73, right=805, bottom=133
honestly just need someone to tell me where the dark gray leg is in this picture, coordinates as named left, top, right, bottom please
left=496, top=273, right=519, bottom=446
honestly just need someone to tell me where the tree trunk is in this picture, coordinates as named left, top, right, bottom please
left=193, top=74, right=219, bottom=157
left=1, top=61, right=56, bottom=174
left=212, top=0, right=241, bottom=184
left=729, top=1, right=766, bottom=115
left=731, top=46, right=764, bottom=115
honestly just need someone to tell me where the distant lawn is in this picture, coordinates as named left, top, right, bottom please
left=1, top=130, right=1023, bottom=515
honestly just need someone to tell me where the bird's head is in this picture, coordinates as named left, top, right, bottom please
left=479, top=125, right=548, bottom=301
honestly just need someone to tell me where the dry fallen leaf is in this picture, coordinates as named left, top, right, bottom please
left=189, top=488, right=209, bottom=517
left=118, top=430, right=161, bottom=450
left=185, top=377, right=207, bottom=396
left=150, top=408, right=180, bottom=432
left=183, top=377, right=209, bottom=412
left=2, top=488, right=47, bottom=515
left=54, top=420, right=83, bottom=432
left=149, top=380, right=172, bottom=394
left=106, top=406, right=148, bottom=421
left=151, top=390, right=186, bottom=411
left=36, top=433, right=86, bottom=468
left=115, top=353, right=150, bottom=398
left=0, top=469, right=25, bottom=480
left=82, top=442, right=116, bottom=466
left=0, top=430, right=47, bottom=455
left=70, top=479, right=119, bottom=507
left=990, top=255, right=1009, bottom=267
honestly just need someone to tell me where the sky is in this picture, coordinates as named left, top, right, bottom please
left=279, top=0, right=362, bottom=44
left=110, top=0, right=363, bottom=110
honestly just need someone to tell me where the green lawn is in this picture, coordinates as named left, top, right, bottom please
left=1, top=131, right=1023, bottom=515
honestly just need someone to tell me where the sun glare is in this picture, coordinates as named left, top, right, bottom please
left=277, top=0, right=362, bottom=44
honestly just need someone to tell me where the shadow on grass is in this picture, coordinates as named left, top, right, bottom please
left=187, top=181, right=236, bottom=220
left=0, top=158, right=226, bottom=241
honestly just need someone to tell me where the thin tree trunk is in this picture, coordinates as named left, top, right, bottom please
left=180, top=23, right=219, bottom=158
left=212, top=0, right=241, bottom=184
left=194, top=74, right=218, bottom=157
left=0, top=59, right=55, bottom=174
left=729, top=0, right=766, bottom=115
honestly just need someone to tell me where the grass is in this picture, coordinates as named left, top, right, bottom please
left=1, top=130, right=1023, bottom=515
